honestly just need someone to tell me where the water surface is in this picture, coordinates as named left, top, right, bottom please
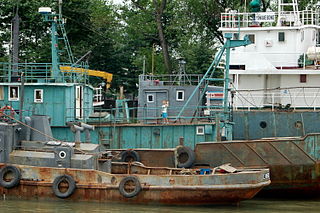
left=1, top=198, right=320, bottom=213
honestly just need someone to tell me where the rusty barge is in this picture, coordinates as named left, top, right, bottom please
left=0, top=121, right=270, bottom=205
left=111, top=133, right=320, bottom=197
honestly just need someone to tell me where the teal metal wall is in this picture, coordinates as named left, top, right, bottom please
left=52, top=123, right=233, bottom=149
left=233, top=111, right=320, bottom=140
left=0, top=83, right=93, bottom=126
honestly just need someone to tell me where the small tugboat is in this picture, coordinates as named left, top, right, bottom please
left=0, top=118, right=270, bottom=205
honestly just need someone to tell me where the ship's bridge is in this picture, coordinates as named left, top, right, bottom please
left=219, top=6, right=320, bottom=70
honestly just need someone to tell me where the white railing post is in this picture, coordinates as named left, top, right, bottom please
left=314, top=93, right=316, bottom=111
left=272, top=93, right=274, bottom=111
left=293, top=92, right=296, bottom=110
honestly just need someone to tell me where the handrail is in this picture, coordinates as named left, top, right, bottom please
left=221, top=10, right=320, bottom=28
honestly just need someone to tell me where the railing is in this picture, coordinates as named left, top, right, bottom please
left=139, top=74, right=203, bottom=86
left=221, top=10, right=320, bottom=28
left=230, top=51, right=316, bottom=69
left=62, top=104, right=231, bottom=125
left=232, top=87, right=320, bottom=111
left=0, top=62, right=89, bottom=83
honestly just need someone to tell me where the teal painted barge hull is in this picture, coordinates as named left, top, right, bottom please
left=233, top=111, right=320, bottom=140
left=52, top=123, right=232, bottom=149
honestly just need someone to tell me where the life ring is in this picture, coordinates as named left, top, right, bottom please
left=175, top=146, right=195, bottom=168
left=0, top=106, right=16, bottom=121
left=52, top=174, right=76, bottom=198
left=0, top=165, right=21, bottom=188
left=119, top=176, right=141, bottom=198
left=120, top=150, right=140, bottom=162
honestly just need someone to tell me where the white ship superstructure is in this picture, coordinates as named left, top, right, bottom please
left=219, top=0, right=320, bottom=109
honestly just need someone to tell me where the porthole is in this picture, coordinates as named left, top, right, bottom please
left=295, top=121, right=302, bottom=129
left=59, top=151, right=67, bottom=159
left=260, top=121, right=267, bottom=129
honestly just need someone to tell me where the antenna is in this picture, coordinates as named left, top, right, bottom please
left=58, top=0, right=62, bottom=19
left=11, top=4, right=20, bottom=78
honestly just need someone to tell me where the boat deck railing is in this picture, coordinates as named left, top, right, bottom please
left=232, top=87, right=320, bottom=111
left=0, top=62, right=89, bottom=83
left=230, top=52, right=316, bottom=70
left=220, top=10, right=320, bottom=29
left=64, top=104, right=231, bottom=125
left=139, top=74, right=203, bottom=86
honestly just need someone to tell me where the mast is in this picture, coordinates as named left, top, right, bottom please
left=11, top=7, right=20, bottom=79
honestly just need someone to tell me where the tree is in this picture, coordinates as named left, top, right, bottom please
left=152, top=0, right=171, bottom=73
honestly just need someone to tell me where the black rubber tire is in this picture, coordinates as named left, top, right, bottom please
left=0, top=165, right=21, bottom=189
left=176, top=146, right=195, bottom=168
left=52, top=175, right=76, bottom=199
left=120, top=150, right=141, bottom=162
left=119, top=176, right=141, bottom=198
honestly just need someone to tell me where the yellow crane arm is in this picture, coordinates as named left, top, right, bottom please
left=60, top=66, right=113, bottom=88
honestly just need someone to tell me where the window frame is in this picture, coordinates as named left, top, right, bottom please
left=248, top=34, right=255, bottom=44
left=34, top=89, right=44, bottom=103
left=196, top=126, right=205, bottom=135
left=300, top=74, right=307, bottom=83
left=176, top=90, right=185, bottom=101
left=147, top=94, right=154, bottom=103
left=8, top=86, right=19, bottom=101
left=278, top=32, right=285, bottom=42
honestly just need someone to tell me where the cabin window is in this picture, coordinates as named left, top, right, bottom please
left=248, top=34, right=255, bottom=44
left=230, top=65, right=245, bottom=70
left=233, top=33, right=239, bottom=40
left=34, top=89, right=43, bottom=103
left=8, top=86, right=19, bottom=101
left=300, top=74, right=307, bottom=83
left=147, top=94, right=154, bottom=103
left=0, top=86, right=4, bottom=100
left=176, top=90, right=185, bottom=101
left=196, top=126, right=205, bottom=135
left=278, top=32, right=285, bottom=42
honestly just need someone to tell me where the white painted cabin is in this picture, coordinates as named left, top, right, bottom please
left=219, top=1, right=320, bottom=109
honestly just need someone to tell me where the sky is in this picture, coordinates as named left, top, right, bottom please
left=112, top=0, right=123, bottom=5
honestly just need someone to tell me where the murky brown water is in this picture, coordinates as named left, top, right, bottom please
left=1, top=198, right=320, bottom=213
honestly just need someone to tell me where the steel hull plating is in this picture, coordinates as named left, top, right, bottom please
left=195, top=134, right=320, bottom=196
left=0, top=164, right=270, bottom=205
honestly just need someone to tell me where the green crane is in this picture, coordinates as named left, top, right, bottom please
left=175, top=33, right=251, bottom=122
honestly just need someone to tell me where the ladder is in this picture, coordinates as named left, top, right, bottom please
left=57, top=19, right=75, bottom=64
left=277, top=0, right=300, bottom=26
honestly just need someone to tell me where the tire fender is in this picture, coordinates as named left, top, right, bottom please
left=52, top=174, right=76, bottom=199
left=119, top=176, right=141, bottom=198
left=175, top=146, right=195, bottom=168
left=120, top=150, right=140, bottom=162
left=0, top=165, right=21, bottom=189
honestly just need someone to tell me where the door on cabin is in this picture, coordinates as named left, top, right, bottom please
left=75, top=86, right=83, bottom=119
